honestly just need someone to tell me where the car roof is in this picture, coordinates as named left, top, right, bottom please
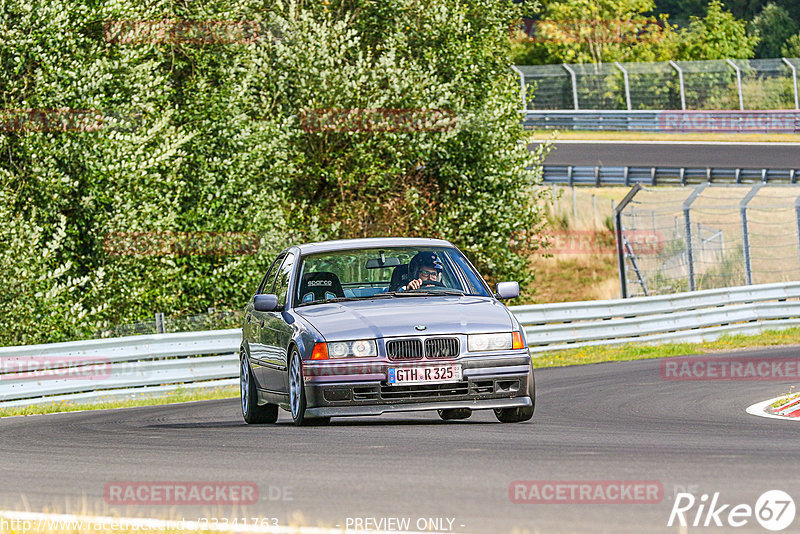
left=295, top=237, right=455, bottom=255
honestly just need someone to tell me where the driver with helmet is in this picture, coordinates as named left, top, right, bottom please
left=401, top=251, right=444, bottom=291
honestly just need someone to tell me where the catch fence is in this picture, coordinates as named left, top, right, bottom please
left=515, top=58, right=800, bottom=111
left=615, top=184, right=800, bottom=298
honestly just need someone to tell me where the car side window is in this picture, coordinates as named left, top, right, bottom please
left=257, top=254, right=284, bottom=295
left=272, top=252, right=296, bottom=307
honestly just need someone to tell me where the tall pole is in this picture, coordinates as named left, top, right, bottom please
left=683, top=183, right=708, bottom=291
left=615, top=184, right=642, bottom=298
left=669, top=60, right=686, bottom=111
left=615, top=61, right=632, bottom=111
left=740, top=184, right=763, bottom=285
left=511, top=65, right=527, bottom=110
left=726, top=59, right=744, bottom=111
left=782, top=58, right=799, bottom=110
left=563, top=63, right=579, bottom=110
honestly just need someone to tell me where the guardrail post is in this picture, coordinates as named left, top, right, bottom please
left=726, top=59, right=744, bottom=111
left=683, top=183, right=708, bottom=291
left=562, top=63, right=579, bottom=110
left=511, top=65, right=527, bottom=110
left=795, top=194, right=800, bottom=274
left=155, top=312, right=166, bottom=334
left=615, top=62, right=632, bottom=111
left=782, top=58, right=799, bottom=110
left=614, top=184, right=642, bottom=298
left=740, top=184, right=763, bottom=285
left=669, top=60, right=686, bottom=110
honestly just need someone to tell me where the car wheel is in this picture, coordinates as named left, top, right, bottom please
left=438, top=408, right=471, bottom=420
left=493, top=404, right=534, bottom=423
left=240, top=355, right=278, bottom=424
left=288, top=350, right=330, bottom=426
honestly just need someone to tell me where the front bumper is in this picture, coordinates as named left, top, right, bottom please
left=302, top=352, right=533, bottom=418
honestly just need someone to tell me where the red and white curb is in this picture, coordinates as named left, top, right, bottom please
left=746, top=395, right=800, bottom=421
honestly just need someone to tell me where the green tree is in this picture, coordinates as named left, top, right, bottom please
left=781, top=33, right=800, bottom=57
left=0, top=0, right=547, bottom=344
left=512, top=0, right=678, bottom=64
left=676, top=0, right=758, bottom=59
left=750, top=3, right=798, bottom=58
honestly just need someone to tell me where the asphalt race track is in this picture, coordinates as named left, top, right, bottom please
left=3, top=346, right=800, bottom=534
left=531, top=140, right=800, bottom=169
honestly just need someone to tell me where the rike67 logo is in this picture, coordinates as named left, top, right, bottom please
left=668, top=490, right=796, bottom=531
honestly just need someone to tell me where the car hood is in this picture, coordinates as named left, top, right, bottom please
left=294, top=296, right=514, bottom=341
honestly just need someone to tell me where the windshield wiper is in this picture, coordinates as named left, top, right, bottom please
left=393, top=289, right=465, bottom=297
left=295, top=294, right=396, bottom=307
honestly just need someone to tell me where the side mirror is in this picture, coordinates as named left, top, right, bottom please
left=254, top=294, right=280, bottom=312
left=496, top=281, right=519, bottom=300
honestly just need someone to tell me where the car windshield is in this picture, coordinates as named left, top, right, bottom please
left=294, top=246, right=491, bottom=306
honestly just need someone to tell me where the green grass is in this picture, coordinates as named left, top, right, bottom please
left=771, top=391, right=800, bottom=408
left=0, top=385, right=238, bottom=418
left=531, top=326, right=800, bottom=369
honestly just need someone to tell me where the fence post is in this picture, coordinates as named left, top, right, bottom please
left=740, top=184, right=763, bottom=285
left=572, top=186, right=578, bottom=222
left=782, top=58, right=799, bottom=111
left=510, top=65, right=527, bottom=110
left=563, top=63, right=579, bottom=110
left=615, top=61, right=632, bottom=111
left=615, top=184, right=642, bottom=298
left=726, top=59, right=744, bottom=111
left=669, top=60, right=686, bottom=111
left=683, top=183, right=708, bottom=291
left=155, top=312, right=166, bottom=334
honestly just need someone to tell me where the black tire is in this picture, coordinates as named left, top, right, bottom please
left=438, top=408, right=472, bottom=420
left=240, top=354, right=278, bottom=424
left=288, top=350, right=330, bottom=426
left=494, top=366, right=535, bottom=423
left=493, top=404, right=534, bottom=423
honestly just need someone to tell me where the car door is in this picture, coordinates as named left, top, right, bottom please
left=258, top=252, right=296, bottom=393
left=248, top=253, right=284, bottom=391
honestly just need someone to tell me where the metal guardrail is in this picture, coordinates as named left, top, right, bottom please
left=515, top=281, right=800, bottom=353
left=2, top=281, right=800, bottom=407
left=542, top=165, right=800, bottom=186
left=522, top=110, right=800, bottom=132
left=0, top=330, right=241, bottom=407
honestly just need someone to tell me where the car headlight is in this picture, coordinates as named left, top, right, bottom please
left=327, top=340, right=377, bottom=358
left=467, top=332, right=525, bottom=352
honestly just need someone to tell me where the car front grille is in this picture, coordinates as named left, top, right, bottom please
left=387, top=339, right=423, bottom=360
left=424, top=337, right=459, bottom=359
left=387, top=337, right=460, bottom=360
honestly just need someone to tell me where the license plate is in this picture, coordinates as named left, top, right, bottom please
left=387, top=364, right=462, bottom=385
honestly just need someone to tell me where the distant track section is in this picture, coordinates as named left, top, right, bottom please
left=531, top=140, right=800, bottom=169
